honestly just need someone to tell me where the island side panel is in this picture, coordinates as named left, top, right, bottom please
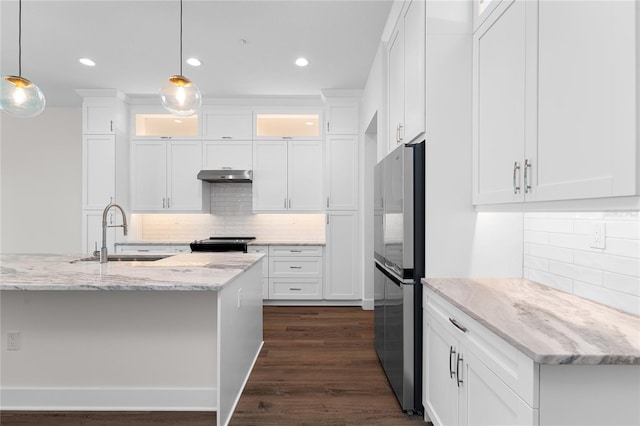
left=0, top=290, right=218, bottom=410
left=217, top=260, right=264, bottom=426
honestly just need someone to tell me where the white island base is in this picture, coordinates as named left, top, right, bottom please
left=1, top=254, right=264, bottom=426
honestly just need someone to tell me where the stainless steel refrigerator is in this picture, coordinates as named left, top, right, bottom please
left=374, top=141, right=424, bottom=415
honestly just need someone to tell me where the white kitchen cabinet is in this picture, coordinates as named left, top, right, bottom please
left=388, top=0, right=426, bottom=151
left=82, top=135, right=116, bottom=210
left=79, top=90, right=129, bottom=255
left=424, top=289, right=537, bottom=426
left=326, top=104, right=358, bottom=135
left=202, top=108, right=253, bottom=140
left=131, top=140, right=202, bottom=212
left=252, top=140, right=323, bottom=212
left=473, top=0, right=638, bottom=205
left=254, top=109, right=322, bottom=140
left=267, top=245, right=323, bottom=300
left=325, top=135, right=358, bottom=211
left=423, top=286, right=639, bottom=426
left=202, top=141, right=253, bottom=171
left=325, top=212, right=359, bottom=300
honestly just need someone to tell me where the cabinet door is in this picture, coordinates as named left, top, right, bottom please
left=533, top=0, right=637, bottom=201
left=424, top=312, right=460, bottom=426
left=461, top=349, right=536, bottom=426
left=288, top=140, right=323, bottom=211
left=167, top=141, right=202, bottom=211
left=388, top=26, right=404, bottom=151
left=325, top=212, right=359, bottom=300
left=83, top=135, right=115, bottom=209
left=403, top=0, right=426, bottom=144
left=473, top=0, right=527, bottom=205
left=327, top=104, right=358, bottom=135
left=131, top=141, right=167, bottom=211
left=83, top=103, right=115, bottom=134
left=203, top=141, right=253, bottom=170
left=202, top=111, right=253, bottom=140
left=252, top=141, right=289, bottom=211
left=326, top=135, right=359, bottom=211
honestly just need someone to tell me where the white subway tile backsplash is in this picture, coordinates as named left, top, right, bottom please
left=603, top=272, right=640, bottom=297
left=133, top=183, right=325, bottom=243
left=573, top=281, right=640, bottom=316
left=524, top=211, right=640, bottom=316
left=528, top=244, right=573, bottom=263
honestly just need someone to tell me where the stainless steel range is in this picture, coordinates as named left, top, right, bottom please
left=189, top=237, right=256, bottom=253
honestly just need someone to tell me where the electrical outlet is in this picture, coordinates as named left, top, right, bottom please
left=590, top=222, right=606, bottom=249
left=7, top=332, right=21, bottom=351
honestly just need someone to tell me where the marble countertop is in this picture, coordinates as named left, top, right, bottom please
left=422, top=277, right=640, bottom=365
left=0, top=253, right=263, bottom=291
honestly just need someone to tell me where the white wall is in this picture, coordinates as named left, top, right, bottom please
left=1, top=108, right=82, bottom=254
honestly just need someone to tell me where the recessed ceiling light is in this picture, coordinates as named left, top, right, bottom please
left=295, top=57, right=309, bottom=67
left=79, top=58, right=96, bottom=67
left=186, top=57, right=201, bottom=67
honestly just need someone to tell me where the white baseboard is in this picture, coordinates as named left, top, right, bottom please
left=0, top=387, right=216, bottom=411
left=361, top=298, right=374, bottom=310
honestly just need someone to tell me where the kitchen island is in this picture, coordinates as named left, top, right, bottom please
left=0, top=253, right=264, bottom=426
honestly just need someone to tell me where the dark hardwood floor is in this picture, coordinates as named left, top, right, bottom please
left=1, top=306, right=427, bottom=426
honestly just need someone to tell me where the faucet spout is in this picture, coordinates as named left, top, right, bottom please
left=100, top=202, right=128, bottom=263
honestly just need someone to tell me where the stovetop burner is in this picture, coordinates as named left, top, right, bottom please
left=189, top=237, right=256, bottom=253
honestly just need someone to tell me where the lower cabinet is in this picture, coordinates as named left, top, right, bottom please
left=268, top=246, right=323, bottom=300
left=325, top=211, right=359, bottom=300
left=423, top=287, right=640, bottom=426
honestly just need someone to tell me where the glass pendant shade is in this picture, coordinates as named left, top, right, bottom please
left=159, top=74, right=201, bottom=117
left=0, top=75, right=46, bottom=118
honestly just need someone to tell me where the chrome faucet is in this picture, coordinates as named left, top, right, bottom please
left=100, top=202, right=128, bottom=263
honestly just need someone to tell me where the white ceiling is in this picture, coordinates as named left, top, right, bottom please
left=0, top=0, right=393, bottom=107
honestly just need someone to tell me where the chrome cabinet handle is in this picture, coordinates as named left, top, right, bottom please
left=289, top=250, right=302, bottom=253
left=160, top=136, right=172, bottom=140
left=456, top=353, right=464, bottom=387
left=289, top=266, right=302, bottom=269
left=288, top=199, right=291, bottom=209
left=524, top=159, right=532, bottom=194
left=221, top=136, right=232, bottom=140
left=290, top=287, right=302, bottom=291
left=162, top=198, right=166, bottom=208
left=327, top=197, right=330, bottom=208
left=284, top=198, right=287, bottom=209
left=110, top=120, right=113, bottom=132
left=513, top=161, right=521, bottom=194
left=396, top=125, right=400, bottom=143
left=449, top=346, right=456, bottom=379
left=449, top=317, right=467, bottom=333
left=167, top=197, right=171, bottom=208
left=398, top=124, right=403, bottom=143
left=327, top=121, right=330, bottom=133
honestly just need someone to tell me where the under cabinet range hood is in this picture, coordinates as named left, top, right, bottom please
left=197, top=170, right=253, bottom=183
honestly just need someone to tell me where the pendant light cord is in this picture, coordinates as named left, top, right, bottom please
left=18, top=0, right=22, bottom=77
left=179, top=0, right=183, bottom=77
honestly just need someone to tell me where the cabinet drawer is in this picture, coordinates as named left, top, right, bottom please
left=424, top=288, right=538, bottom=407
left=269, top=257, right=323, bottom=278
left=269, top=245, right=323, bottom=257
left=269, top=278, right=322, bottom=300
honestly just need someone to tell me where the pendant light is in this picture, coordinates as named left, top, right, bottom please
left=159, top=0, right=201, bottom=117
left=0, top=0, right=46, bottom=118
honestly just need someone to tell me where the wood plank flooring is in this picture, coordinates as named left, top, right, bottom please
left=1, top=306, right=428, bottom=426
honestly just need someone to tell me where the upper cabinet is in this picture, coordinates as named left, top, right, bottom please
left=252, top=140, right=323, bottom=212
left=326, top=104, right=358, bottom=135
left=388, top=0, right=426, bottom=151
left=80, top=92, right=127, bottom=135
left=131, top=106, right=199, bottom=139
left=254, top=108, right=323, bottom=140
left=473, top=0, right=638, bottom=205
left=202, top=107, right=253, bottom=140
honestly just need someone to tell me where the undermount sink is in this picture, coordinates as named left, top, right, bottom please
left=73, top=253, right=172, bottom=263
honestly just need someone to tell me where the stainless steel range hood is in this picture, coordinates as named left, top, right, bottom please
left=197, top=170, right=253, bottom=183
